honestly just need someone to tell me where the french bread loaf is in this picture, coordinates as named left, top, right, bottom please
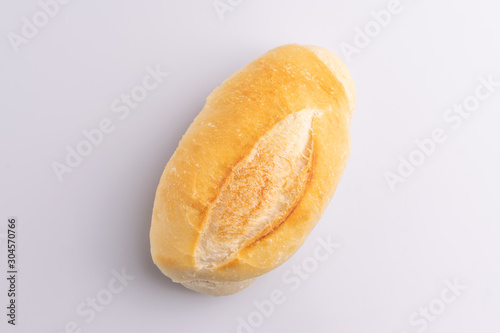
left=150, top=44, right=355, bottom=296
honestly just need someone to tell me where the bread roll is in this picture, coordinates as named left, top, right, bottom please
left=150, top=44, right=355, bottom=296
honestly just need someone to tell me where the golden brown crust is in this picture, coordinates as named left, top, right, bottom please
left=150, top=44, right=354, bottom=295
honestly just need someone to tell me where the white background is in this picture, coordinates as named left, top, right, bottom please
left=1, top=0, right=500, bottom=332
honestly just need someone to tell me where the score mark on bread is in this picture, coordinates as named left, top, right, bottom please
left=196, top=109, right=315, bottom=269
